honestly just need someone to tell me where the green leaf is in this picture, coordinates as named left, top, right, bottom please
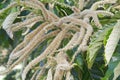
left=87, top=26, right=113, bottom=68
left=103, top=28, right=113, bottom=45
left=99, top=10, right=120, bottom=25
left=91, top=52, right=106, bottom=80
left=105, top=20, right=120, bottom=65
left=2, top=12, right=20, bottom=39
left=75, top=55, right=84, bottom=70
left=0, top=2, right=18, bottom=29
left=102, top=39, right=120, bottom=80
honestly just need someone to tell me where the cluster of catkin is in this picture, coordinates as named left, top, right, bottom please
left=0, top=0, right=115, bottom=80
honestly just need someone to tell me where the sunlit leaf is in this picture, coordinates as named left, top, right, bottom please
left=2, top=12, right=20, bottom=39
left=102, top=44, right=120, bottom=80
left=105, top=20, right=120, bottom=65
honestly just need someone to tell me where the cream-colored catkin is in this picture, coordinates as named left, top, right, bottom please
left=69, top=16, right=89, bottom=64
left=95, top=10, right=114, bottom=16
left=54, top=51, right=75, bottom=80
left=76, top=27, right=86, bottom=45
left=11, top=16, right=43, bottom=31
left=21, top=22, right=79, bottom=80
left=20, top=58, right=28, bottom=77
left=78, top=0, right=84, bottom=10
left=54, top=65, right=64, bottom=80
left=10, top=29, right=59, bottom=61
left=7, top=22, right=48, bottom=66
left=35, top=66, right=46, bottom=80
left=66, top=71, right=71, bottom=80
left=10, top=22, right=49, bottom=55
left=21, top=27, right=68, bottom=80
left=64, top=27, right=86, bottom=51
left=50, top=23, right=80, bottom=55
left=49, top=3, right=54, bottom=12
left=84, top=12, right=102, bottom=28
left=0, top=1, right=46, bottom=19
left=70, top=20, right=93, bottom=64
left=24, top=22, right=49, bottom=43
left=25, top=12, right=36, bottom=19
left=72, top=6, right=80, bottom=13
left=56, top=52, right=73, bottom=70
left=78, top=10, right=102, bottom=28
left=57, top=17, right=87, bottom=29
left=18, top=1, right=49, bottom=21
left=56, top=17, right=93, bottom=54
left=22, top=28, right=30, bottom=36
left=80, top=27, right=93, bottom=49
left=80, top=10, right=114, bottom=28
left=46, top=68, right=53, bottom=80
left=0, top=0, right=52, bottom=23
left=44, top=20, right=78, bottom=33
left=30, top=70, right=39, bottom=80
left=47, top=10, right=59, bottom=21
left=78, top=9, right=93, bottom=18
left=114, top=5, right=120, bottom=9
left=30, top=0, right=49, bottom=21
left=44, top=21, right=80, bottom=34
left=46, top=56, right=56, bottom=68
left=0, top=0, right=56, bottom=23
left=81, top=17, right=93, bottom=47
left=90, top=0, right=117, bottom=10
left=21, top=20, right=38, bottom=36
left=61, top=32, right=80, bottom=51
left=0, top=30, right=60, bottom=75
left=56, top=51, right=68, bottom=65
left=7, top=42, right=25, bottom=67
left=7, top=22, right=49, bottom=65
left=9, top=42, right=25, bottom=57
left=54, top=52, right=68, bottom=80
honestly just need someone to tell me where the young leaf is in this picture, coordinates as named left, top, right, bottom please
left=102, top=48, right=120, bottom=80
left=2, top=12, right=20, bottom=39
left=105, top=20, right=120, bottom=65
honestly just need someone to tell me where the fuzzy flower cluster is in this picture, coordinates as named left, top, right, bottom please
left=0, top=0, right=116, bottom=80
